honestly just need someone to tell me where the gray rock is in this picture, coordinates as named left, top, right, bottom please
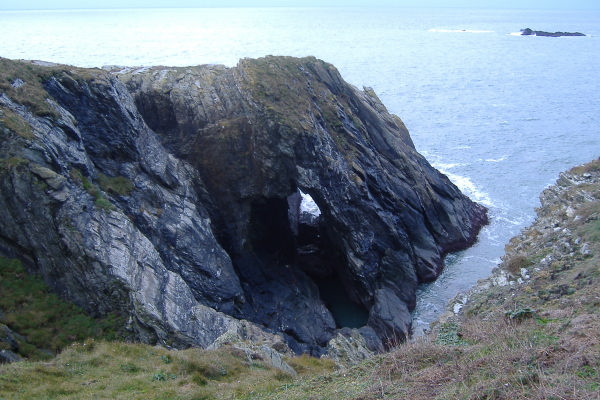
left=0, top=323, right=21, bottom=352
left=0, top=350, right=22, bottom=364
left=0, top=56, right=487, bottom=356
left=118, top=56, right=487, bottom=352
left=326, top=328, right=376, bottom=366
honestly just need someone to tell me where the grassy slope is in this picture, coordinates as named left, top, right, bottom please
left=0, top=258, right=124, bottom=360
left=1, top=161, right=597, bottom=399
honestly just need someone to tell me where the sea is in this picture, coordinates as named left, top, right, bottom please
left=1, top=6, right=599, bottom=334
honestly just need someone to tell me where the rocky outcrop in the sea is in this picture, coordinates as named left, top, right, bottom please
left=520, top=28, right=586, bottom=37
left=0, top=56, right=487, bottom=356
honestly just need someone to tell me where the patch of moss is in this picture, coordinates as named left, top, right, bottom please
left=0, top=257, right=124, bottom=360
left=435, top=322, right=467, bottom=346
left=70, top=168, right=116, bottom=211
left=0, top=58, right=105, bottom=122
left=97, top=173, right=134, bottom=196
left=569, top=158, right=600, bottom=175
left=0, top=107, right=34, bottom=139
left=0, top=58, right=61, bottom=119
left=0, top=156, right=28, bottom=172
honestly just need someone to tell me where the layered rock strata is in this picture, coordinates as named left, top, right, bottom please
left=0, top=56, right=487, bottom=356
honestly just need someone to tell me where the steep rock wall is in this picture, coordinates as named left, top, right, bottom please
left=0, top=56, right=486, bottom=355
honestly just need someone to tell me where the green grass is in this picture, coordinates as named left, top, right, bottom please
left=568, top=158, right=600, bottom=175
left=0, top=57, right=104, bottom=121
left=70, top=168, right=116, bottom=211
left=0, top=257, right=124, bottom=360
left=97, top=173, right=134, bottom=196
left=0, top=58, right=61, bottom=119
left=0, top=341, right=335, bottom=400
left=0, top=107, right=34, bottom=139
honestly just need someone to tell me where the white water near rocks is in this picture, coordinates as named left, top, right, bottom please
left=299, top=190, right=321, bottom=218
left=1, top=6, right=599, bottom=334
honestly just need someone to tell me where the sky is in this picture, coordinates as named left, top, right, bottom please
left=1, top=0, right=599, bottom=10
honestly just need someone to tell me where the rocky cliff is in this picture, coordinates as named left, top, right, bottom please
left=0, top=56, right=487, bottom=356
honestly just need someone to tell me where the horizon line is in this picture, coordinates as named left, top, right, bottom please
left=2, top=5, right=599, bottom=11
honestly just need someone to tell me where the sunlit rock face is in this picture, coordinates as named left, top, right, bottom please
left=0, top=56, right=487, bottom=356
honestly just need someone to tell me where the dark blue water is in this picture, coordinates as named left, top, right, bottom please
left=1, top=7, right=599, bottom=333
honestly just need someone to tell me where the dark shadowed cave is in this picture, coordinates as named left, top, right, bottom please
left=247, top=190, right=369, bottom=331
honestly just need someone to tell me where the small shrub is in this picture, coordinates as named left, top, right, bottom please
left=120, top=363, right=140, bottom=373
left=505, top=307, right=537, bottom=321
left=151, top=370, right=177, bottom=382
left=504, top=254, right=532, bottom=276
left=435, top=322, right=467, bottom=346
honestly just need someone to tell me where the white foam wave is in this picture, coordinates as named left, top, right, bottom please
left=434, top=166, right=494, bottom=208
left=509, top=32, right=523, bottom=36
left=429, top=28, right=494, bottom=33
left=433, top=162, right=464, bottom=170
left=485, top=156, right=507, bottom=163
left=495, top=215, right=526, bottom=226
left=299, top=190, right=321, bottom=217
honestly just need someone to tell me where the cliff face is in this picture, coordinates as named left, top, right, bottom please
left=0, top=56, right=486, bottom=355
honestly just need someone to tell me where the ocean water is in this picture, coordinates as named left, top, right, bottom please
left=1, top=7, right=599, bottom=334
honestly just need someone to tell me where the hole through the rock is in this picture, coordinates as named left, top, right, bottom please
left=250, top=191, right=369, bottom=330
left=288, top=190, right=369, bottom=329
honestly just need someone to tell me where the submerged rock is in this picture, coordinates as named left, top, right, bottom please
left=0, top=56, right=487, bottom=356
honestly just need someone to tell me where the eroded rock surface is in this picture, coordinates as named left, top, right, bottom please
left=0, top=56, right=487, bottom=356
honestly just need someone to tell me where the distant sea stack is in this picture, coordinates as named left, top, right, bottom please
left=0, top=56, right=487, bottom=357
left=520, top=28, right=586, bottom=37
